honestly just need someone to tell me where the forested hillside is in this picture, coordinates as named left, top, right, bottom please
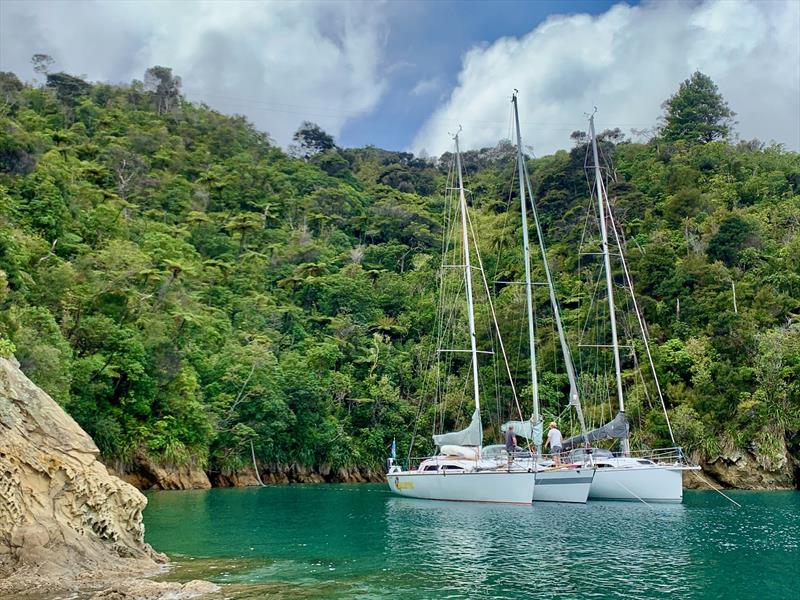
left=1, top=67, right=798, bottom=486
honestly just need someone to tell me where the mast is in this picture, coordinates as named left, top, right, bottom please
left=520, top=135, right=588, bottom=444
left=589, top=113, right=628, bottom=455
left=511, top=92, right=539, bottom=429
left=454, top=132, right=481, bottom=418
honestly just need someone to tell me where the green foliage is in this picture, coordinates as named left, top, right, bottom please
left=0, top=67, right=797, bottom=476
left=292, top=121, right=336, bottom=158
left=0, top=337, right=15, bottom=358
left=661, top=71, right=735, bottom=144
left=707, top=215, right=758, bottom=267
left=46, top=72, right=91, bottom=106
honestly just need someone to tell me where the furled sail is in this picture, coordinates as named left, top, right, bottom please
left=433, top=408, right=482, bottom=447
left=562, top=411, right=628, bottom=450
left=501, top=419, right=543, bottom=447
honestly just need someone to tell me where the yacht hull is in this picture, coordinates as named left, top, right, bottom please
left=533, top=468, right=595, bottom=504
left=387, top=470, right=535, bottom=504
left=589, top=465, right=696, bottom=503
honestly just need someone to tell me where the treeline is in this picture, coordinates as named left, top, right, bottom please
left=0, top=66, right=798, bottom=478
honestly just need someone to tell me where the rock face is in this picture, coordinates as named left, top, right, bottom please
left=0, top=356, right=163, bottom=579
left=701, top=447, right=797, bottom=490
left=131, top=452, right=212, bottom=490
left=208, top=467, right=262, bottom=487
left=209, top=464, right=386, bottom=487
left=108, top=455, right=212, bottom=491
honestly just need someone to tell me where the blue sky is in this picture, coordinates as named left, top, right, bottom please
left=1, top=0, right=797, bottom=155
left=339, top=0, right=628, bottom=149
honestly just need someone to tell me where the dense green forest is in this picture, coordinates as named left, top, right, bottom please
left=0, top=66, right=798, bottom=480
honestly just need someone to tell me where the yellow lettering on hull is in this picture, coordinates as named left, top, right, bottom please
left=394, top=476, right=414, bottom=490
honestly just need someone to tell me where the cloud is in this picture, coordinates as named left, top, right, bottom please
left=0, top=0, right=389, bottom=144
left=412, top=0, right=800, bottom=156
left=410, top=77, right=442, bottom=97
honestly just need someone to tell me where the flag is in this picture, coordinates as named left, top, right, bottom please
left=391, top=438, right=397, bottom=460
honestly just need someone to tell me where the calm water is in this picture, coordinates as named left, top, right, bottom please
left=144, top=485, right=800, bottom=599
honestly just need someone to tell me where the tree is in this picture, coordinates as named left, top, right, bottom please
left=312, top=150, right=350, bottom=178
left=46, top=72, right=90, bottom=106
left=143, top=66, right=182, bottom=114
left=104, top=146, right=147, bottom=200
left=0, top=72, right=23, bottom=102
left=292, top=121, right=336, bottom=158
left=661, top=71, right=735, bottom=144
left=707, top=215, right=758, bottom=267
left=224, top=213, right=263, bottom=258
left=31, top=54, right=54, bottom=75
left=570, top=130, right=587, bottom=146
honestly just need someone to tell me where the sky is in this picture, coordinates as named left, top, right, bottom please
left=1, top=0, right=798, bottom=156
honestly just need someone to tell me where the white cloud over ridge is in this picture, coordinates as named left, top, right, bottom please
left=412, top=0, right=800, bottom=157
left=0, top=0, right=388, bottom=144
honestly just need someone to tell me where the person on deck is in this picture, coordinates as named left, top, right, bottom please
left=546, top=421, right=563, bottom=466
left=505, top=425, right=516, bottom=471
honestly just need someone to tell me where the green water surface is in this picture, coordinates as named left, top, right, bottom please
left=144, top=485, right=799, bottom=599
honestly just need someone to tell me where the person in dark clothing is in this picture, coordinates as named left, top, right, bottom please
left=505, top=425, right=516, bottom=470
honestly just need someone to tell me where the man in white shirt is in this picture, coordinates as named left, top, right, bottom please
left=546, top=421, right=563, bottom=466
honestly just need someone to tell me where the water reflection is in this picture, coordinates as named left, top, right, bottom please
left=384, top=496, right=698, bottom=599
left=145, top=487, right=800, bottom=600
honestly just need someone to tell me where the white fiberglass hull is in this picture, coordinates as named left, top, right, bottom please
left=387, top=470, right=535, bottom=504
left=533, top=468, right=595, bottom=504
left=589, top=465, right=697, bottom=503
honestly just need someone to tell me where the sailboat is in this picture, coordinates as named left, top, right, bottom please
left=387, top=131, right=536, bottom=504
left=490, top=93, right=595, bottom=504
left=558, top=112, right=700, bottom=503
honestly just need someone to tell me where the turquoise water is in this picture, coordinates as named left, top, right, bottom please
left=144, top=485, right=800, bottom=599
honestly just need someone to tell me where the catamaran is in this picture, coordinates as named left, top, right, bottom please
left=494, top=92, right=595, bottom=504
left=557, top=112, right=699, bottom=503
left=387, top=131, right=536, bottom=504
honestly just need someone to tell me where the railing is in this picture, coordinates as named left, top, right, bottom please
left=562, top=446, right=695, bottom=467
left=388, top=454, right=483, bottom=473
left=620, top=446, right=694, bottom=465
left=389, top=449, right=563, bottom=473
left=387, top=446, right=695, bottom=473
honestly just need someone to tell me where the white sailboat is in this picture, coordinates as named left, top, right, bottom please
left=387, top=131, right=536, bottom=505
left=561, top=112, right=699, bottom=503
left=495, top=93, right=595, bottom=504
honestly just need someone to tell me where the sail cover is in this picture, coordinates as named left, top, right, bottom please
left=501, top=419, right=543, bottom=447
left=433, top=408, right=482, bottom=447
left=562, top=411, right=629, bottom=450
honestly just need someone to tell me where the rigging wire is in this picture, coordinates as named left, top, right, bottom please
left=464, top=203, right=526, bottom=424
left=604, top=192, right=677, bottom=445
left=409, top=151, right=459, bottom=462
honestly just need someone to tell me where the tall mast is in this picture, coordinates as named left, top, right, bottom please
left=511, top=93, right=539, bottom=428
left=519, top=120, right=588, bottom=444
left=454, top=132, right=481, bottom=417
left=589, top=114, right=628, bottom=454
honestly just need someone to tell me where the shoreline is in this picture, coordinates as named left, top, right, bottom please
left=106, top=444, right=799, bottom=494
left=112, top=464, right=798, bottom=493
left=0, top=562, right=220, bottom=600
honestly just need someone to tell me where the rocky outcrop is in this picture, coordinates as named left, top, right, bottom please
left=208, top=466, right=262, bottom=487
left=131, top=452, right=211, bottom=490
left=108, top=454, right=211, bottom=491
left=208, top=463, right=386, bottom=487
left=0, top=356, right=160, bottom=576
left=679, top=443, right=797, bottom=490
left=700, top=447, right=797, bottom=489
left=0, top=356, right=216, bottom=597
